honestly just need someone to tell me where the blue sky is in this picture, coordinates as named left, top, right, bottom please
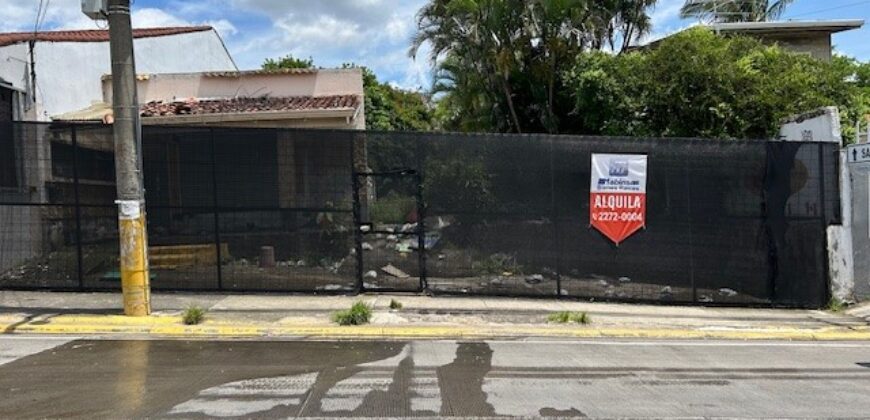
left=2, top=0, right=868, bottom=90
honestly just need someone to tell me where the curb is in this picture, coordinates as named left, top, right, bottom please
left=2, top=315, right=870, bottom=341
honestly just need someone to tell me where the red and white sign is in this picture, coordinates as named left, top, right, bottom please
left=590, top=154, right=647, bottom=245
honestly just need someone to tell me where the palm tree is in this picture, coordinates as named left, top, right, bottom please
left=411, top=0, right=659, bottom=133
left=680, top=0, right=795, bottom=22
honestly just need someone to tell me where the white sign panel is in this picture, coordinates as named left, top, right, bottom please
left=589, top=154, right=648, bottom=245
left=848, top=144, right=870, bottom=164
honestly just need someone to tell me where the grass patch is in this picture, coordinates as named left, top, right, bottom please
left=182, top=306, right=206, bottom=325
left=827, top=297, right=847, bottom=313
left=332, top=301, right=373, bottom=326
left=371, top=196, right=417, bottom=224
left=547, top=311, right=590, bottom=324
left=389, top=299, right=403, bottom=310
left=474, top=253, right=523, bottom=275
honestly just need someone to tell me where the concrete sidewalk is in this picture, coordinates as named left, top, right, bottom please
left=1, top=291, right=869, bottom=340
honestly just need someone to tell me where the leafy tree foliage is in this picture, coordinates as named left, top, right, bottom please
left=260, top=56, right=434, bottom=132
left=354, top=66, right=433, bottom=131
left=680, top=0, right=794, bottom=23
left=412, top=0, right=658, bottom=134
left=563, top=28, right=869, bottom=140
left=261, top=55, right=315, bottom=70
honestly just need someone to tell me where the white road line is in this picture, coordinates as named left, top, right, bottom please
left=491, top=339, right=870, bottom=348
left=168, top=372, right=318, bottom=417
left=0, top=336, right=76, bottom=366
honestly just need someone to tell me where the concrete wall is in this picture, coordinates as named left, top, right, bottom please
left=147, top=116, right=361, bottom=130
left=0, top=29, right=236, bottom=122
left=0, top=123, right=51, bottom=274
left=107, top=68, right=366, bottom=130
left=0, top=43, right=29, bottom=91
left=761, top=34, right=832, bottom=61
left=850, top=162, right=870, bottom=299
left=779, top=107, right=851, bottom=302
left=104, top=69, right=364, bottom=104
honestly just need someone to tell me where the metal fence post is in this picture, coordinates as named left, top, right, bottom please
left=684, top=157, right=697, bottom=302
left=415, top=135, right=428, bottom=292
left=209, top=128, right=223, bottom=289
left=818, top=143, right=830, bottom=303
left=549, top=135, right=562, bottom=298
left=71, top=125, right=84, bottom=288
left=350, top=134, right=364, bottom=294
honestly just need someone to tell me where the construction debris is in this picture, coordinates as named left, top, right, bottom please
left=381, top=264, right=410, bottom=278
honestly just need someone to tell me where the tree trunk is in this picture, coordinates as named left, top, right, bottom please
left=501, top=79, right=523, bottom=134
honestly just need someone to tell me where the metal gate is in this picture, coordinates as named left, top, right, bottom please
left=353, top=168, right=426, bottom=292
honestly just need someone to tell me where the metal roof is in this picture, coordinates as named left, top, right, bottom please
left=710, top=19, right=864, bottom=35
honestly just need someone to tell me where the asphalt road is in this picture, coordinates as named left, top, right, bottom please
left=0, top=337, right=869, bottom=419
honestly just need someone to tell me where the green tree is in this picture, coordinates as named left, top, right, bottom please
left=261, top=55, right=314, bottom=70
left=260, top=57, right=434, bottom=132
left=351, top=65, right=433, bottom=132
left=680, top=0, right=794, bottom=22
left=564, top=27, right=869, bottom=140
left=412, top=0, right=659, bottom=134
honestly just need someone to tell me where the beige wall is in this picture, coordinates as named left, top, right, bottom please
left=103, top=69, right=364, bottom=104
left=756, top=33, right=833, bottom=61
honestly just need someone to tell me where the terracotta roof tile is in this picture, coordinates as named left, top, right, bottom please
left=0, top=26, right=212, bottom=47
left=140, top=96, right=360, bottom=117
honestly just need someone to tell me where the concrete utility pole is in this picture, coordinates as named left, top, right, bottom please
left=104, top=0, right=151, bottom=316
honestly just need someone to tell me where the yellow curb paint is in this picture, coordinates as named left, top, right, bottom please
left=45, top=315, right=181, bottom=325
left=3, top=320, right=870, bottom=341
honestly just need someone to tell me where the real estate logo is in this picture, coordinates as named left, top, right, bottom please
left=589, top=153, right=648, bottom=245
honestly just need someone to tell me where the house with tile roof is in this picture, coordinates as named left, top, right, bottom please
left=54, top=68, right=366, bottom=130
left=44, top=68, right=368, bottom=247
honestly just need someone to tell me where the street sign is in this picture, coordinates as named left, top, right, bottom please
left=847, top=144, right=870, bottom=164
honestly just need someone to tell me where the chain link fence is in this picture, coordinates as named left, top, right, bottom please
left=0, top=122, right=839, bottom=307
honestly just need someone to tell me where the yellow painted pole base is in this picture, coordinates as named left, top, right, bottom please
left=117, top=202, right=151, bottom=317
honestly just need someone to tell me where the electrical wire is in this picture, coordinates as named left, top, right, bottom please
left=32, top=0, right=44, bottom=34
left=786, top=1, right=870, bottom=18
left=36, top=0, right=50, bottom=33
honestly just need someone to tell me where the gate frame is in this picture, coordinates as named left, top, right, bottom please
left=352, top=168, right=427, bottom=293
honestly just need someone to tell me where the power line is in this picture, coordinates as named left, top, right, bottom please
left=32, top=0, right=44, bottom=34
left=787, top=1, right=870, bottom=18
left=37, top=0, right=51, bottom=32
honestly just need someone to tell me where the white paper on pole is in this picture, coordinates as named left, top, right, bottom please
left=115, top=200, right=141, bottom=220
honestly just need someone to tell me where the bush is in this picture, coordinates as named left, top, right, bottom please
left=332, top=301, right=373, bottom=325
left=424, top=155, right=495, bottom=217
left=547, top=311, right=590, bottom=324
left=564, top=27, right=869, bottom=140
left=371, top=196, right=417, bottom=224
left=389, top=299, right=403, bottom=310
left=182, top=306, right=205, bottom=325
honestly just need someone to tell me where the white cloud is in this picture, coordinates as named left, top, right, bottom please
left=132, top=8, right=190, bottom=28
left=0, top=0, right=443, bottom=89
left=206, top=19, right=238, bottom=38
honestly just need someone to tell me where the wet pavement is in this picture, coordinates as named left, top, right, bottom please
left=1, top=337, right=870, bottom=418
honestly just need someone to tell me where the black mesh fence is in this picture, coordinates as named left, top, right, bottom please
left=0, top=122, right=839, bottom=307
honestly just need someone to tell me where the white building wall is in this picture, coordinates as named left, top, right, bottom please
left=0, top=43, right=29, bottom=91
left=5, top=29, right=236, bottom=122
